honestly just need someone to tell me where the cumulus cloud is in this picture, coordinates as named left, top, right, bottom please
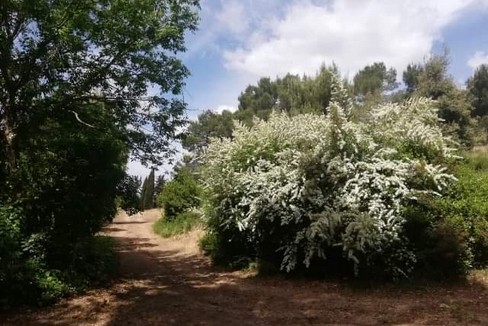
left=218, top=0, right=488, bottom=78
left=215, top=105, right=238, bottom=113
left=468, top=51, right=488, bottom=70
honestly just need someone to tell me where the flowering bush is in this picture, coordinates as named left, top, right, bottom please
left=202, top=77, right=459, bottom=279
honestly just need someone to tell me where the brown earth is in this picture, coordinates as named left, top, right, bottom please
left=2, top=209, right=488, bottom=325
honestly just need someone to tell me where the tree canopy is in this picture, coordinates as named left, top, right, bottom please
left=0, top=0, right=200, bottom=175
left=468, top=64, right=488, bottom=118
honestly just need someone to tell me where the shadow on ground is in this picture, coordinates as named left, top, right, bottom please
left=3, top=217, right=488, bottom=326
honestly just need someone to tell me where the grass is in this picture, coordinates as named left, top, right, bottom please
left=153, top=211, right=201, bottom=238
left=465, top=150, right=488, bottom=171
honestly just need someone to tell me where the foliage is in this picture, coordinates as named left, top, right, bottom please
left=153, top=210, right=201, bottom=238
left=0, top=205, right=117, bottom=308
left=353, top=62, right=398, bottom=96
left=182, top=110, right=235, bottom=153
left=403, top=64, right=424, bottom=94
left=403, top=153, right=488, bottom=276
left=236, top=65, right=339, bottom=124
left=154, top=175, right=166, bottom=207
left=183, top=65, right=342, bottom=155
left=202, top=76, right=461, bottom=279
left=409, top=53, right=475, bottom=147
left=0, top=0, right=199, bottom=307
left=467, top=64, right=488, bottom=118
left=158, top=169, right=201, bottom=220
left=0, top=106, right=125, bottom=307
left=141, top=169, right=156, bottom=210
left=0, top=0, right=200, bottom=169
left=117, top=174, right=142, bottom=215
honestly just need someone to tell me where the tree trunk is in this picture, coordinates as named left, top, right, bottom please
left=1, top=100, right=17, bottom=178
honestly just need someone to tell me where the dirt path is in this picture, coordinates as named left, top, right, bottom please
left=3, top=209, right=488, bottom=325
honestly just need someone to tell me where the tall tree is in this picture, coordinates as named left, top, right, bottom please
left=154, top=174, right=166, bottom=206
left=413, top=53, right=474, bottom=146
left=141, top=169, right=155, bottom=210
left=182, top=109, right=234, bottom=153
left=0, top=0, right=199, bottom=305
left=0, top=0, right=200, bottom=182
left=117, top=174, right=142, bottom=215
left=467, top=64, right=488, bottom=118
left=353, top=62, right=398, bottom=97
left=403, top=63, right=424, bottom=94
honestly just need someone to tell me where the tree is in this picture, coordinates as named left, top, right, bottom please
left=117, top=174, right=142, bottom=215
left=353, top=62, right=398, bottom=97
left=182, top=109, right=234, bottom=153
left=467, top=64, right=488, bottom=118
left=413, top=53, right=474, bottom=146
left=0, top=0, right=200, bottom=181
left=403, top=63, right=424, bottom=94
left=154, top=174, right=166, bottom=206
left=238, top=77, right=278, bottom=113
left=141, top=169, right=155, bottom=210
left=158, top=168, right=201, bottom=220
left=0, top=0, right=199, bottom=305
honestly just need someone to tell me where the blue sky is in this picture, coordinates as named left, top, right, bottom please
left=129, top=0, right=488, bottom=177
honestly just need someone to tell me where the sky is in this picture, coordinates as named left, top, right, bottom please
left=128, top=0, right=488, bottom=178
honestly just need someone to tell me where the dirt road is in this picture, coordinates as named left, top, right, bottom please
left=3, top=209, right=488, bottom=325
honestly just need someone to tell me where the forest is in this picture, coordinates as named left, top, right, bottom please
left=2, top=0, right=488, bottom=325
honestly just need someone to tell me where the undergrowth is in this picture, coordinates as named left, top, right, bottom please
left=153, top=211, right=201, bottom=238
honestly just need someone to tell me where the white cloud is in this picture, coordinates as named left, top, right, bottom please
left=215, top=1, right=249, bottom=37
left=215, top=105, right=238, bottom=113
left=219, top=0, right=488, bottom=79
left=468, top=51, right=488, bottom=70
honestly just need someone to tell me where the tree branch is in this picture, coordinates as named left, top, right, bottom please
left=67, top=110, right=96, bottom=128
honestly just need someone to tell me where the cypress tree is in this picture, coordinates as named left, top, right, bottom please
left=140, top=169, right=155, bottom=210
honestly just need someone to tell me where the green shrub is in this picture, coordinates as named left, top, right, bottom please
left=153, top=211, right=201, bottom=238
left=403, top=154, right=488, bottom=277
left=67, top=236, right=119, bottom=288
left=0, top=204, right=118, bottom=308
left=158, top=170, right=201, bottom=220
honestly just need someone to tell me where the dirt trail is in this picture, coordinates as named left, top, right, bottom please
left=3, top=209, right=488, bottom=325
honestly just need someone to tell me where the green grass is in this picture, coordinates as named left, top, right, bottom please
left=153, top=211, right=201, bottom=238
left=464, top=151, right=488, bottom=171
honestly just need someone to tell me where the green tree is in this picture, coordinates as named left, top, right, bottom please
left=0, top=0, right=200, bottom=181
left=353, top=62, right=398, bottom=97
left=403, top=63, right=424, bottom=94
left=413, top=53, right=474, bottom=147
left=141, top=169, right=155, bottom=210
left=182, top=109, right=234, bottom=153
left=0, top=0, right=199, bottom=306
left=158, top=168, right=201, bottom=220
left=117, top=174, right=142, bottom=215
left=154, top=174, right=166, bottom=206
left=467, top=64, right=488, bottom=118
left=238, top=77, right=278, bottom=113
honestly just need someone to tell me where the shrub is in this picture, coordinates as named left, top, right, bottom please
left=402, top=155, right=488, bottom=277
left=153, top=210, right=201, bottom=238
left=202, top=77, right=461, bottom=279
left=158, top=170, right=201, bottom=220
left=0, top=206, right=118, bottom=308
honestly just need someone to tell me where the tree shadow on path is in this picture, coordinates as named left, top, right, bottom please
left=3, top=218, right=488, bottom=326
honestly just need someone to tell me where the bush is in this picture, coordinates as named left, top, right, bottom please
left=158, top=170, right=201, bottom=220
left=0, top=104, right=125, bottom=308
left=0, top=204, right=118, bottom=308
left=405, top=154, right=488, bottom=276
left=153, top=210, right=201, bottom=238
left=202, top=77, right=463, bottom=280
